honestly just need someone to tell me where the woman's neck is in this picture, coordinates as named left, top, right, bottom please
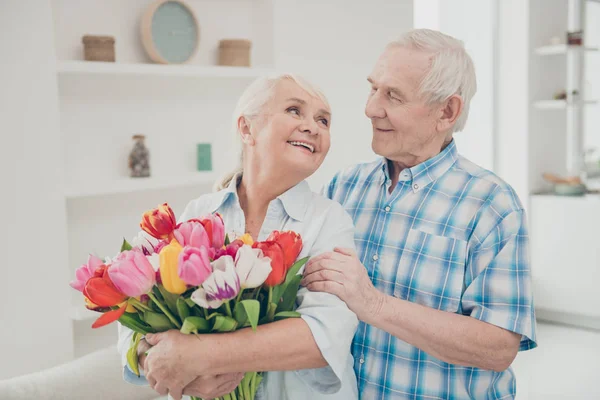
left=237, top=160, right=299, bottom=239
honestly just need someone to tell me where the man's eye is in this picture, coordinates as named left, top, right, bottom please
left=319, top=118, right=329, bottom=127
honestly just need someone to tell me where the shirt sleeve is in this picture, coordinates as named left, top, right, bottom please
left=462, top=208, right=537, bottom=351
left=294, top=202, right=359, bottom=393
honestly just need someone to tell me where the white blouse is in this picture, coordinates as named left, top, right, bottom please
left=118, top=175, right=359, bottom=400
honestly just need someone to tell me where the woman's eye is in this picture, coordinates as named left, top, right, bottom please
left=319, top=118, right=329, bottom=127
left=287, top=107, right=300, bottom=115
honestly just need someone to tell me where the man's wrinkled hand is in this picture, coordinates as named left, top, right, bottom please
left=301, top=247, right=384, bottom=321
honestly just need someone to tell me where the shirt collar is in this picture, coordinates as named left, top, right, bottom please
left=208, top=172, right=311, bottom=222
left=380, top=140, right=458, bottom=193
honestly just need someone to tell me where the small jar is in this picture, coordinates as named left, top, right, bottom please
left=128, top=134, right=150, bottom=178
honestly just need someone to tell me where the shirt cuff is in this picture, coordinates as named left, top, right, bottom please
left=123, top=364, right=149, bottom=386
left=468, top=304, right=538, bottom=351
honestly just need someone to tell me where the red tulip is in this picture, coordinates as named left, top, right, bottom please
left=253, top=241, right=285, bottom=287
left=140, top=203, right=177, bottom=240
left=266, top=231, right=302, bottom=270
left=83, top=266, right=128, bottom=308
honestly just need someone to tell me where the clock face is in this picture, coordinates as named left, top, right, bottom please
left=151, top=1, right=198, bottom=63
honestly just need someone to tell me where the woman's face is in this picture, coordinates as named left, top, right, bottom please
left=246, top=79, right=331, bottom=180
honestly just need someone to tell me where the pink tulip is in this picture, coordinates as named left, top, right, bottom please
left=196, top=214, right=226, bottom=249
left=174, top=220, right=211, bottom=249
left=108, top=250, right=156, bottom=297
left=178, top=246, right=212, bottom=286
left=70, top=254, right=105, bottom=292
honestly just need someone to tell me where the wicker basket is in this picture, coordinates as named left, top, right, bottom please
left=82, top=35, right=116, bottom=62
left=218, top=39, right=251, bottom=67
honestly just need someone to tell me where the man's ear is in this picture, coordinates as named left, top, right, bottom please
left=237, top=116, right=255, bottom=145
left=437, top=94, right=463, bottom=133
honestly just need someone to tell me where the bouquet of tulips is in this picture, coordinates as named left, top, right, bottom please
left=70, top=203, right=307, bottom=400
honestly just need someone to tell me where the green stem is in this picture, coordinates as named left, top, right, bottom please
left=203, top=307, right=209, bottom=319
left=267, top=286, right=272, bottom=306
left=224, top=301, right=233, bottom=318
left=254, top=286, right=262, bottom=300
left=128, top=297, right=152, bottom=312
left=147, top=293, right=181, bottom=329
left=236, top=289, right=244, bottom=303
left=250, top=372, right=257, bottom=398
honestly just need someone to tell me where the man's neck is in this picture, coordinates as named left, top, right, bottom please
left=386, top=138, right=452, bottom=194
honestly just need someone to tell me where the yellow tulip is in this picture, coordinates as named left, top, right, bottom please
left=239, top=233, right=254, bottom=246
left=159, top=240, right=187, bottom=294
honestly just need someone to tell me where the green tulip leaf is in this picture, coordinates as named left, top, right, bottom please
left=157, top=285, right=180, bottom=318
left=233, top=300, right=260, bottom=331
left=126, top=332, right=142, bottom=377
left=120, top=238, right=133, bottom=252
left=143, top=311, right=175, bottom=331
left=212, top=315, right=238, bottom=332
left=180, top=316, right=211, bottom=334
left=276, top=274, right=302, bottom=313
left=274, top=311, right=301, bottom=320
left=176, top=298, right=190, bottom=321
left=118, top=312, right=155, bottom=335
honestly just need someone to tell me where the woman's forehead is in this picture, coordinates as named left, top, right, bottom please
left=272, top=80, right=329, bottom=111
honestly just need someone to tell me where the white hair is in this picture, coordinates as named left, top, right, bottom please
left=214, top=74, right=330, bottom=191
left=388, top=29, right=477, bottom=133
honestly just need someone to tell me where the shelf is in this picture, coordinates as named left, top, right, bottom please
left=533, top=100, right=598, bottom=109
left=65, top=172, right=218, bottom=199
left=71, top=305, right=100, bottom=322
left=57, top=60, right=273, bottom=79
left=534, top=44, right=598, bottom=55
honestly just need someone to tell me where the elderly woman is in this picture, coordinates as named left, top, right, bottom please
left=117, top=74, right=359, bottom=400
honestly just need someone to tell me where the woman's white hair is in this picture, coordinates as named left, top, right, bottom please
left=388, top=29, right=477, bottom=133
left=214, top=74, right=330, bottom=191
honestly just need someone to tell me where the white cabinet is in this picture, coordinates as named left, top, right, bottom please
left=530, top=195, right=600, bottom=327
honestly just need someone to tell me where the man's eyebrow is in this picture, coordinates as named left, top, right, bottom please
left=367, top=77, right=404, bottom=97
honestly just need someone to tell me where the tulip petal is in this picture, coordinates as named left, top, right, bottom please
left=190, top=287, right=224, bottom=309
left=91, top=305, right=127, bottom=329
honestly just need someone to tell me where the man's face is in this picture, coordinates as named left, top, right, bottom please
left=365, top=46, right=444, bottom=163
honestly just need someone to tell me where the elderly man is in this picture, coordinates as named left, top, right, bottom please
left=302, top=29, right=537, bottom=399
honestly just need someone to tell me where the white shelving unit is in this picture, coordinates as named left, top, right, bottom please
left=534, top=44, right=598, bottom=55
left=57, top=60, right=273, bottom=79
left=533, top=99, right=598, bottom=109
left=65, top=171, right=218, bottom=199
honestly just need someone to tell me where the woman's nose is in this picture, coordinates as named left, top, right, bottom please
left=299, top=118, right=319, bottom=135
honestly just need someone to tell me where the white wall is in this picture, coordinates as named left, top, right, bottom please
left=413, top=0, right=496, bottom=172
left=0, top=0, right=74, bottom=379
left=272, top=0, right=414, bottom=190
left=495, top=0, right=530, bottom=204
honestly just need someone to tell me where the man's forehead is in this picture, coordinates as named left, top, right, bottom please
left=370, top=46, right=431, bottom=88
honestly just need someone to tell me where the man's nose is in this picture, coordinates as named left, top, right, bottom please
left=365, top=92, right=386, bottom=119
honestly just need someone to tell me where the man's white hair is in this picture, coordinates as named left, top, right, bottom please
left=389, top=29, right=477, bottom=133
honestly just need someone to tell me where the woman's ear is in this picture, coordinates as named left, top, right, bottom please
left=237, top=116, right=255, bottom=145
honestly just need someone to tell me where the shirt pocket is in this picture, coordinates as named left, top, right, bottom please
left=393, top=229, right=468, bottom=312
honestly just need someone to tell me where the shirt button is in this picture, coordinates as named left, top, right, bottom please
left=359, top=358, right=365, bottom=364
left=384, top=206, right=391, bottom=212
left=413, top=183, right=419, bottom=190
left=372, top=254, right=379, bottom=261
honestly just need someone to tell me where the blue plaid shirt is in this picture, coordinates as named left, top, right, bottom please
left=323, top=141, right=537, bottom=399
